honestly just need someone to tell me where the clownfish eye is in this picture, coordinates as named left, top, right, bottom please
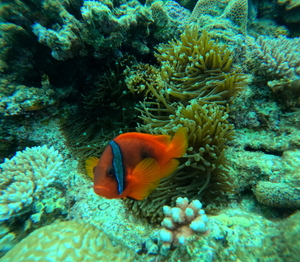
left=106, top=167, right=115, bottom=177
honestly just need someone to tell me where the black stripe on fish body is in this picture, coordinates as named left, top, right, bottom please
left=109, top=140, right=125, bottom=195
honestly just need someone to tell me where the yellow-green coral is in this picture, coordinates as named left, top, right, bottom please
left=0, top=221, right=137, bottom=261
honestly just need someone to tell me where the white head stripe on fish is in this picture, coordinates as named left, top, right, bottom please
left=109, top=140, right=125, bottom=194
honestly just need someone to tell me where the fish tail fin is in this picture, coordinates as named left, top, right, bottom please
left=159, top=128, right=188, bottom=179
left=85, top=156, right=99, bottom=179
left=168, top=127, right=188, bottom=159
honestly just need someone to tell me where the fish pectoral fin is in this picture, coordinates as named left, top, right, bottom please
left=128, top=158, right=161, bottom=200
left=85, top=156, right=99, bottom=179
left=160, top=159, right=180, bottom=179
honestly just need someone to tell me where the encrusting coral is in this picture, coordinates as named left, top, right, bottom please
left=188, top=0, right=248, bottom=38
left=0, top=76, right=59, bottom=116
left=0, top=221, right=137, bottom=262
left=158, top=197, right=209, bottom=250
left=123, top=25, right=248, bottom=223
left=254, top=181, right=300, bottom=209
left=277, top=0, right=300, bottom=10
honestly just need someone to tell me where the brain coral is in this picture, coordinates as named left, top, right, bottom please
left=0, top=221, right=137, bottom=261
left=0, top=146, right=62, bottom=220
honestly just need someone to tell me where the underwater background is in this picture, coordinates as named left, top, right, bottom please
left=0, top=0, right=300, bottom=261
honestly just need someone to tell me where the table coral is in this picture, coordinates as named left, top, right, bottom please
left=0, top=146, right=62, bottom=220
left=0, top=221, right=137, bottom=261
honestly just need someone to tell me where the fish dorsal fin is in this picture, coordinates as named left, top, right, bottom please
left=160, top=158, right=180, bottom=179
left=85, top=156, right=99, bottom=179
left=167, top=127, right=188, bottom=158
left=152, top=134, right=172, bottom=146
left=127, top=158, right=161, bottom=200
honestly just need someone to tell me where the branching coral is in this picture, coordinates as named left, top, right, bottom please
left=158, top=197, right=209, bottom=250
left=31, top=0, right=154, bottom=60
left=0, top=146, right=62, bottom=220
left=252, top=35, right=300, bottom=109
left=0, top=221, right=137, bottom=261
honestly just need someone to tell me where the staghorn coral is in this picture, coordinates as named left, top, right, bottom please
left=158, top=197, right=209, bottom=250
left=0, top=221, right=137, bottom=261
left=0, top=146, right=62, bottom=220
left=254, top=35, right=300, bottom=80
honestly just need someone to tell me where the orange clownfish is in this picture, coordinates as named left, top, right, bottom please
left=85, top=127, right=188, bottom=200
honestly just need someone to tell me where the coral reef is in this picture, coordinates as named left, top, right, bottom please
left=60, top=59, right=140, bottom=171
left=251, top=35, right=300, bottom=110
left=31, top=0, right=153, bottom=60
left=277, top=0, right=300, bottom=24
left=0, top=146, right=62, bottom=220
left=278, top=0, right=300, bottom=10
left=0, top=76, right=60, bottom=116
left=159, top=197, right=209, bottom=250
left=254, top=181, right=300, bottom=208
left=150, top=0, right=190, bottom=41
left=123, top=25, right=248, bottom=223
left=188, top=0, right=248, bottom=38
left=0, top=221, right=137, bottom=261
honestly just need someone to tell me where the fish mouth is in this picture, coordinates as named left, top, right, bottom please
left=93, top=186, right=108, bottom=195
